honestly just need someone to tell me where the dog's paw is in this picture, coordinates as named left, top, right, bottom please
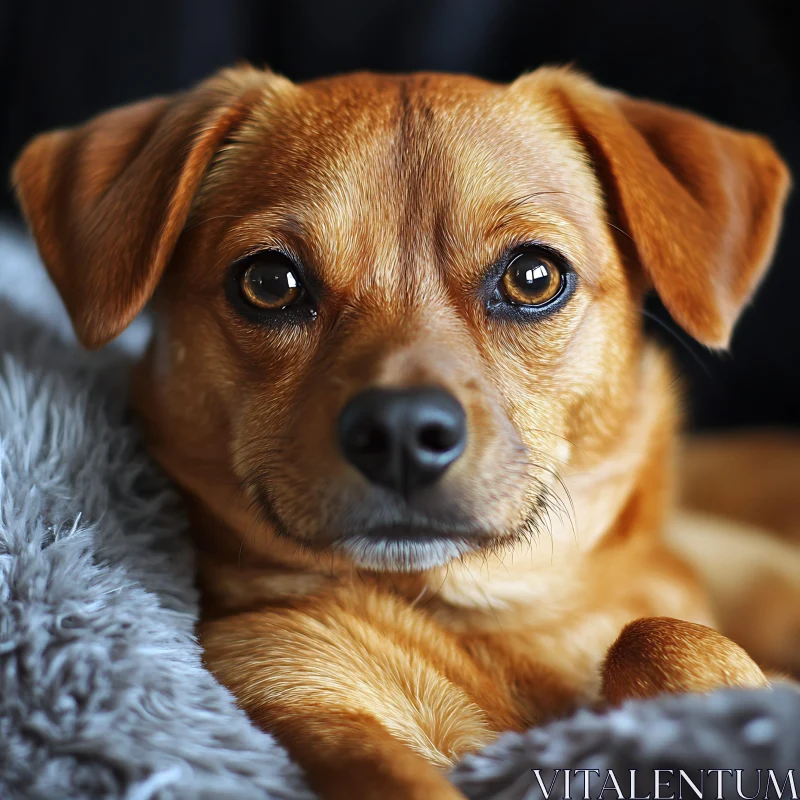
left=601, top=616, right=768, bottom=705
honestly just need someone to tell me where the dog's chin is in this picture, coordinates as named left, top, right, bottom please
left=333, top=531, right=480, bottom=572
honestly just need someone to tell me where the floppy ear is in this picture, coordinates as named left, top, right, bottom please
left=12, top=67, right=271, bottom=349
left=535, top=70, right=791, bottom=348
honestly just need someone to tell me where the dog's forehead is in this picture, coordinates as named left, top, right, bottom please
left=202, top=72, right=606, bottom=291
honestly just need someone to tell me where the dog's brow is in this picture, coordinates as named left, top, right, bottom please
left=501, top=192, right=567, bottom=212
left=496, top=190, right=635, bottom=247
left=222, top=208, right=312, bottom=248
left=491, top=191, right=600, bottom=224
left=276, top=212, right=309, bottom=240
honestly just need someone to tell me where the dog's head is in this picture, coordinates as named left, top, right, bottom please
left=13, top=67, right=789, bottom=573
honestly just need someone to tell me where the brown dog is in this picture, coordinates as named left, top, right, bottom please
left=12, top=66, right=794, bottom=799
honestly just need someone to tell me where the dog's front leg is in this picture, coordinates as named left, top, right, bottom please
left=252, top=705, right=466, bottom=800
left=601, top=616, right=769, bottom=705
left=200, top=599, right=477, bottom=800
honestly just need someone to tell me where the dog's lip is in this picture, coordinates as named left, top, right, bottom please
left=331, top=527, right=485, bottom=572
left=251, top=484, right=492, bottom=546
left=332, top=523, right=489, bottom=543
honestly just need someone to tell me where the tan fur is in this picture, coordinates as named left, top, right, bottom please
left=603, top=617, right=769, bottom=705
left=12, top=66, right=794, bottom=799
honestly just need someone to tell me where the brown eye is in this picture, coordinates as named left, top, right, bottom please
left=501, top=251, right=564, bottom=307
left=240, top=254, right=304, bottom=310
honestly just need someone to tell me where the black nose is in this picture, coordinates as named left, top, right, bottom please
left=338, top=387, right=467, bottom=497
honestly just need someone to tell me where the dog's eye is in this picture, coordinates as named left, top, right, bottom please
left=239, top=254, right=304, bottom=310
left=501, top=251, right=564, bottom=307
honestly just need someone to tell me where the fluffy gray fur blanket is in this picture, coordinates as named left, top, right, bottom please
left=1, top=220, right=799, bottom=800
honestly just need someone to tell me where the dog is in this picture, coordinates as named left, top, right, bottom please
left=12, top=65, right=795, bottom=799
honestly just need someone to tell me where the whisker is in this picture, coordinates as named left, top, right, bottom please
left=185, top=213, right=251, bottom=232
left=420, top=564, right=450, bottom=610
left=642, top=308, right=714, bottom=379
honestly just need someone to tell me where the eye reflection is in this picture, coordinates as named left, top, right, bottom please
left=239, top=253, right=304, bottom=310
left=501, top=251, right=564, bottom=307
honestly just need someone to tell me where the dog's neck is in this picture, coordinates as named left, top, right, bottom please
left=146, top=343, right=678, bottom=623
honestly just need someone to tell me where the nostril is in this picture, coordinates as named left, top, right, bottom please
left=351, top=424, right=390, bottom=456
left=417, top=423, right=458, bottom=453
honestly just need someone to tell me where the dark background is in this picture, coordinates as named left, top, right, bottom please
left=1, top=0, right=798, bottom=430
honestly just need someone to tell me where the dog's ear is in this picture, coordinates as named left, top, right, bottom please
left=12, top=67, right=274, bottom=349
left=528, top=70, right=791, bottom=348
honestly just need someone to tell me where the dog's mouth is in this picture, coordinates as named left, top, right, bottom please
left=249, top=486, right=499, bottom=571
left=331, top=524, right=486, bottom=572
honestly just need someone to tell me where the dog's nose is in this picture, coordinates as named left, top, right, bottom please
left=338, top=387, right=467, bottom=497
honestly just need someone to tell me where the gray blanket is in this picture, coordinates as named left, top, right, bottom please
left=1, top=221, right=798, bottom=800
